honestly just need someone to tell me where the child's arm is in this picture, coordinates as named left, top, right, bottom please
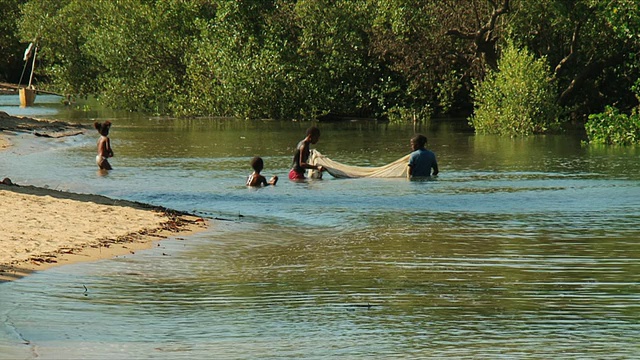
left=299, top=144, right=324, bottom=171
left=106, top=138, right=114, bottom=157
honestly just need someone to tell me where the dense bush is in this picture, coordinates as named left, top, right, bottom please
left=0, top=0, right=26, bottom=83
left=8, top=0, right=640, bottom=137
left=586, top=79, right=640, bottom=145
left=585, top=107, right=640, bottom=145
left=469, top=42, right=561, bottom=136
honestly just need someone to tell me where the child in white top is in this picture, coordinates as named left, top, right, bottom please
left=94, top=121, right=114, bottom=170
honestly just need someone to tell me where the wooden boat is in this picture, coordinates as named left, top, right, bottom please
left=19, top=87, right=36, bottom=107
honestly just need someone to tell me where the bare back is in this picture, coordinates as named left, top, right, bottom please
left=97, top=135, right=112, bottom=158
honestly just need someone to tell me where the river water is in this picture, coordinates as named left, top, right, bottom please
left=1, top=95, right=639, bottom=359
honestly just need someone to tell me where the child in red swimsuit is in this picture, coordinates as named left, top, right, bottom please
left=289, top=126, right=325, bottom=180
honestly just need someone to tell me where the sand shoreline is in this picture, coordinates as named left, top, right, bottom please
left=0, top=113, right=209, bottom=282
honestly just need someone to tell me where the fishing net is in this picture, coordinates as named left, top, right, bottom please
left=308, top=150, right=410, bottom=178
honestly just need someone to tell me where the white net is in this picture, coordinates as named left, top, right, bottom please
left=308, top=150, right=410, bottom=178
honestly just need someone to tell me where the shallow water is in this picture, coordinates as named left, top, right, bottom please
left=1, top=95, right=640, bottom=359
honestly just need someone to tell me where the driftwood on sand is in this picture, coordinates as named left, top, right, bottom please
left=0, top=111, right=89, bottom=138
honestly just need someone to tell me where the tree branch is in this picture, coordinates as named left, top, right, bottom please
left=445, top=29, right=475, bottom=40
left=552, top=22, right=582, bottom=80
left=446, top=0, right=510, bottom=70
left=559, top=52, right=626, bottom=105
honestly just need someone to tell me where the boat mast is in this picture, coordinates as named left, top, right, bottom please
left=28, top=45, right=37, bottom=88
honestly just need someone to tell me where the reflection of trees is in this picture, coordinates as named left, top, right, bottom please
left=470, top=135, right=582, bottom=171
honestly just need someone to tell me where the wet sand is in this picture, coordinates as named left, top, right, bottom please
left=0, top=112, right=208, bottom=282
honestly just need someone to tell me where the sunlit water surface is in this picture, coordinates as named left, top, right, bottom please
left=1, top=95, right=640, bottom=359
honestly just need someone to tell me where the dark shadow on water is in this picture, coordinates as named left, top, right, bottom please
left=0, top=264, right=35, bottom=283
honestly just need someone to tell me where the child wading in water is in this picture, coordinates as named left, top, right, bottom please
left=94, top=121, right=114, bottom=170
left=247, top=156, right=278, bottom=187
left=289, top=126, right=325, bottom=180
left=407, top=134, right=438, bottom=179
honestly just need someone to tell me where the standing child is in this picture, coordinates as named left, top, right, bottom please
left=247, top=156, right=278, bottom=186
left=289, top=126, right=325, bottom=180
left=407, top=134, right=439, bottom=178
left=94, top=121, right=114, bottom=170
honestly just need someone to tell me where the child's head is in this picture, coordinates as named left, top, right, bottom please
left=306, top=126, right=321, bottom=144
left=94, top=121, right=112, bottom=136
left=410, top=134, right=427, bottom=151
left=251, top=156, right=264, bottom=173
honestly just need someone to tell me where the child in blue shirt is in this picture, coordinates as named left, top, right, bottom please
left=407, top=134, right=439, bottom=178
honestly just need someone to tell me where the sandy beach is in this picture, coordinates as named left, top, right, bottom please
left=0, top=112, right=208, bottom=282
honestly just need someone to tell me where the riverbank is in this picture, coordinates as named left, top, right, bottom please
left=1, top=110, right=87, bottom=153
left=0, top=183, right=208, bottom=283
left=0, top=110, right=87, bottom=139
left=0, top=112, right=208, bottom=282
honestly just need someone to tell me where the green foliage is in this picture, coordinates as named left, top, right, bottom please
left=585, top=79, right=640, bottom=145
left=181, top=0, right=381, bottom=120
left=18, top=0, right=100, bottom=94
left=585, top=106, right=640, bottom=145
left=368, top=0, right=453, bottom=116
left=293, top=0, right=377, bottom=117
left=4, top=0, right=637, bottom=144
left=437, top=70, right=463, bottom=114
left=0, top=0, right=27, bottom=82
left=81, top=0, right=203, bottom=113
left=469, top=42, right=561, bottom=136
left=181, top=0, right=304, bottom=119
left=593, top=0, right=640, bottom=43
left=595, top=0, right=640, bottom=86
left=13, top=0, right=455, bottom=120
left=385, top=104, right=432, bottom=124
left=506, top=0, right=640, bottom=118
left=17, top=0, right=211, bottom=113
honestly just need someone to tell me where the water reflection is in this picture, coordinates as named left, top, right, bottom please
left=3, top=215, right=639, bottom=358
left=1, top=97, right=639, bottom=358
